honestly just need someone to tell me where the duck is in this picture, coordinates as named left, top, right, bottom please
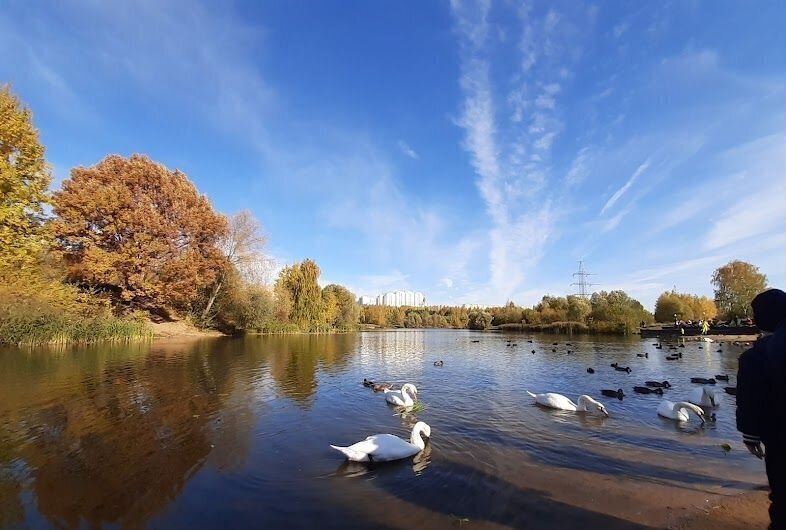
left=690, top=377, right=716, bottom=385
left=587, top=367, right=595, bottom=374
left=665, top=355, right=679, bottom=361
left=433, top=360, right=444, bottom=367
left=645, top=380, right=671, bottom=388
left=634, top=386, right=663, bottom=395
left=471, top=340, right=480, bottom=343
left=657, top=400, right=706, bottom=424
left=363, top=378, right=392, bottom=391
left=552, top=348, right=557, bottom=352
left=614, top=365, right=632, bottom=373
left=384, top=383, right=418, bottom=406
left=531, top=349, right=536, bottom=354
left=715, top=374, right=730, bottom=381
left=636, top=352, right=649, bottom=358
left=601, top=388, right=625, bottom=400
left=723, top=386, right=737, bottom=396
left=330, top=421, right=431, bottom=462
left=526, top=391, right=609, bottom=416
left=527, top=339, right=533, bottom=343
left=688, top=386, right=718, bottom=407
left=678, top=343, right=685, bottom=348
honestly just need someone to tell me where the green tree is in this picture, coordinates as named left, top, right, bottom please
left=468, top=311, right=493, bottom=330
left=322, top=284, right=359, bottom=329
left=590, top=290, right=652, bottom=333
left=0, top=85, right=51, bottom=271
left=275, top=259, right=324, bottom=330
left=566, top=295, right=591, bottom=322
left=711, top=260, right=767, bottom=319
left=404, top=311, right=423, bottom=328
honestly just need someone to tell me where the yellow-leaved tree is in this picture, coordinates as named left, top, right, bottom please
left=0, top=85, right=51, bottom=272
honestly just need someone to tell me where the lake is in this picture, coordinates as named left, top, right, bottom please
left=0, top=331, right=766, bottom=530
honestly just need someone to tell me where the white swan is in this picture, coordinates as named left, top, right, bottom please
left=330, top=421, right=431, bottom=462
left=688, top=387, right=717, bottom=407
left=384, top=383, right=417, bottom=406
left=657, top=400, right=706, bottom=423
left=526, top=391, right=609, bottom=416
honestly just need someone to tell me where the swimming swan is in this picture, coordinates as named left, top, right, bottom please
left=330, top=421, right=431, bottom=462
left=384, top=383, right=418, bottom=406
left=657, top=400, right=706, bottom=423
left=526, top=391, right=609, bottom=416
left=688, top=387, right=717, bottom=407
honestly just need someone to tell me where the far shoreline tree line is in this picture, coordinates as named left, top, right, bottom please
left=0, top=85, right=772, bottom=345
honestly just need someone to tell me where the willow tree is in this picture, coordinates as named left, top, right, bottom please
left=0, top=85, right=51, bottom=272
left=275, top=259, right=324, bottom=330
left=52, top=154, right=228, bottom=312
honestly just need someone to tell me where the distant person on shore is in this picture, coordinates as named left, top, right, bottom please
left=737, top=288, right=786, bottom=530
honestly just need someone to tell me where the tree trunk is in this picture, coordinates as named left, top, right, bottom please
left=201, top=278, right=223, bottom=322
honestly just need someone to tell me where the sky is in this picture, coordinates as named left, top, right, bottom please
left=1, top=0, right=784, bottom=310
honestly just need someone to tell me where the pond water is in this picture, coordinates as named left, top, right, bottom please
left=0, top=331, right=766, bottom=530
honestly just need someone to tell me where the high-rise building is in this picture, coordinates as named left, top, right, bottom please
left=357, top=290, right=426, bottom=307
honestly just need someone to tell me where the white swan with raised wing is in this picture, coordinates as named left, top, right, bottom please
left=657, top=400, right=706, bottom=423
left=688, top=387, right=717, bottom=407
left=384, top=383, right=417, bottom=406
left=526, top=391, right=609, bottom=416
left=330, top=421, right=431, bottom=462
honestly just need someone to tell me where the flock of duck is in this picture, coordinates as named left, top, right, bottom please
left=329, top=338, right=735, bottom=463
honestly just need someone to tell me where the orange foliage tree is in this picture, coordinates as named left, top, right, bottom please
left=52, top=155, right=228, bottom=312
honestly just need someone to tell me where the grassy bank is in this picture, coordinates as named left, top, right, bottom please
left=0, top=312, right=152, bottom=346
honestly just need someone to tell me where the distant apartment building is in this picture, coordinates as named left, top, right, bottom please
left=357, top=295, right=376, bottom=305
left=357, top=290, right=426, bottom=307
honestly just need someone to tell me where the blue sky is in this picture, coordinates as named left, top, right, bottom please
left=2, top=0, right=784, bottom=309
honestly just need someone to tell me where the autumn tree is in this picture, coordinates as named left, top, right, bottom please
left=52, top=154, right=228, bottom=312
left=654, top=290, right=717, bottom=322
left=275, top=259, right=324, bottom=330
left=321, top=284, right=359, bottom=329
left=590, top=290, right=653, bottom=333
left=566, top=295, right=591, bottom=322
left=0, top=85, right=51, bottom=271
left=468, top=311, right=493, bottom=330
left=711, top=260, right=767, bottom=319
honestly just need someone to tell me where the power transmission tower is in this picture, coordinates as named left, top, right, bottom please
left=571, top=261, right=597, bottom=298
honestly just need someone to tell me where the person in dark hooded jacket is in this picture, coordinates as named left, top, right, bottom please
left=737, top=288, right=786, bottom=530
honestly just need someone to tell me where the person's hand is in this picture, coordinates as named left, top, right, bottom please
left=744, top=441, right=765, bottom=459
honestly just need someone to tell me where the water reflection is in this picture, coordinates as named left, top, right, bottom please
left=0, top=332, right=767, bottom=530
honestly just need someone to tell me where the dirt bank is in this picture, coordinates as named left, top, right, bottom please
left=150, top=320, right=225, bottom=339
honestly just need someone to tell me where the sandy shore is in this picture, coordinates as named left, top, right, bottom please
left=671, top=489, right=770, bottom=530
left=150, top=320, right=224, bottom=339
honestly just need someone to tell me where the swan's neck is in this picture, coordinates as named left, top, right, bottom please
left=675, top=401, right=701, bottom=419
left=576, top=395, right=590, bottom=411
left=402, top=385, right=415, bottom=405
left=410, top=424, right=427, bottom=450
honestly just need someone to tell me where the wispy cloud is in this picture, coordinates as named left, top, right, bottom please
left=397, top=140, right=419, bottom=160
left=600, top=159, right=650, bottom=214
